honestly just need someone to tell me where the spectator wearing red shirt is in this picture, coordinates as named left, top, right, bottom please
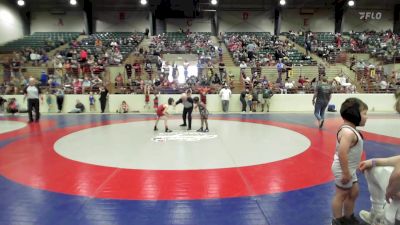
left=80, top=49, right=88, bottom=62
left=298, top=75, right=306, bottom=87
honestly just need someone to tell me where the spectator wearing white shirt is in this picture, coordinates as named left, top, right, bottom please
left=379, top=79, right=388, bottom=90
left=219, top=85, right=232, bottom=112
left=23, top=78, right=43, bottom=122
left=284, top=79, right=295, bottom=89
left=240, top=61, right=247, bottom=73
left=339, top=73, right=352, bottom=92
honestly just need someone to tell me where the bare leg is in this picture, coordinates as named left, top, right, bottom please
left=154, top=116, right=160, bottom=130
left=332, top=187, right=350, bottom=218
left=344, top=183, right=359, bottom=217
left=163, top=116, right=168, bottom=129
left=204, top=119, right=208, bottom=129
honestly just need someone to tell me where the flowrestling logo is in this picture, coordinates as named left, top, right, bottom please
left=152, top=131, right=218, bottom=142
left=359, top=12, right=382, bottom=20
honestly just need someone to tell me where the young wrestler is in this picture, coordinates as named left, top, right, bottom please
left=193, top=96, right=209, bottom=132
left=331, top=98, right=369, bottom=225
left=154, top=97, right=174, bottom=132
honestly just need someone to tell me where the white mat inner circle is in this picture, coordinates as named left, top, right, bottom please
left=54, top=120, right=311, bottom=170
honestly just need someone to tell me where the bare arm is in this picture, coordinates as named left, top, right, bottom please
left=163, top=105, right=169, bottom=115
left=359, top=155, right=400, bottom=172
left=312, top=88, right=317, bottom=104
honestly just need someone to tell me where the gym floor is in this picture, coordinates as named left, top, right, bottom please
left=0, top=112, right=399, bottom=225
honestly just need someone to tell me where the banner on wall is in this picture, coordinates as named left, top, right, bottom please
left=359, top=11, right=382, bottom=20
left=303, top=18, right=309, bottom=27
left=119, top=12, right=125, bottom=21
left=242, top=12, right=249, bottom=21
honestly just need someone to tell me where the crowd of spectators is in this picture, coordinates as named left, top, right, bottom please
left=0, top=32, right=145, bottom=95
left=223, top=32, right=310, bottom=66
left=352, top=59, right=400, bottom=92
left=2, top=30, right=400, bottom=98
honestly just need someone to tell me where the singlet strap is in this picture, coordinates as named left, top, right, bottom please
left=336, top=125, right=362, bottom=146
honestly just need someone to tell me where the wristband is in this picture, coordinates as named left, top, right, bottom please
left=371, top=159, right=376, bottom=167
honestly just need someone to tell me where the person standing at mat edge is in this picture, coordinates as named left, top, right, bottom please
left=312, top=77, right=332, bottom=128
left=23, top=78, right=43, bottom=122
left=99, top=86, right=109, bottom=113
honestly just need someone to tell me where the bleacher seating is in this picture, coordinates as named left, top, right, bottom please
left=149, top=32, right=212, bottom=54
left=76, top=32, right=144, bottom=61
left=0, top=32, right=80, bottom=53
left=224, top=32, right=315, bottom=66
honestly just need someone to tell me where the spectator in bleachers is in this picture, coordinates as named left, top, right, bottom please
left=369, top=63, right=376, bottom=79
left=11, top=58, right=21, bottom=79
left=40, top=54, right=49, bottom=64
left=276, top=59, right=284, bottom=83
left=379, top=78, right=389, bottom=90
left=218, top=61, right=226, bottom=80
left=284, top=78, right=295, bottom=92
left=87, top=55, right=95, bottom=66
left=211, top=73, right=222, bottom=85
left=95, top=39, right=102, bottom=47
left=246, top=42, right=256, bottom=60
left=92, top=62, right=104, bottom=78
left=339, top=73, right=352, bottom=92
left=298, top=75, right=307, bottom=88
left=2, top=59, right=12, bottom=83
left=144, top=60, right=152, bottom=80
left=30, top=51, right=40, bottom=66
left=318, top=64, right=326, bottom=77
left=0, top=96, right=6, bottom=112
left=9, top=75, right=20, bottom=94
left=72, top=78, right=82, bottom=94
left=79, top=49, right=88, bottom=62
left=350, top=55, right=356, bottom=71
left=304, top=34, right=312, bottom=56
left=124, top=63, right=133, bottom=80
left=240, top=61, right=247, bottom=74
left=81, top=76, right=91, bottom=93
left=115, top=73, right=124, bottom=90
left=111, top=48, right=123, bottom=65
left=40, top=71, right=48, bottom=86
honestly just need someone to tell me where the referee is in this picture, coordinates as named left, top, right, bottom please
left=23, top=78, right=43, bottom=122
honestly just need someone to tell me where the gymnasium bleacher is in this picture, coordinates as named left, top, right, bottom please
left=0, top=32, right=80, bottom=53
left=0, top=0, right=399, bottom=98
